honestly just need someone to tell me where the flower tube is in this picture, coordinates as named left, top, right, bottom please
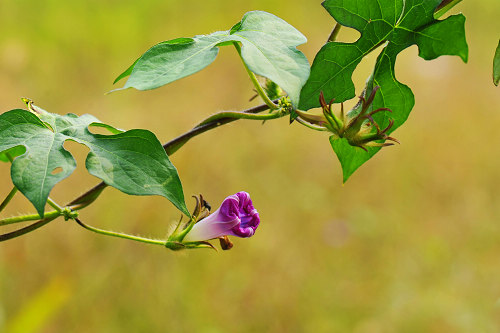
left=183, top=191, right=260, bottom=242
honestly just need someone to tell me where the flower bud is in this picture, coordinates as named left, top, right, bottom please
left=295, top=86, right=399, bottom=150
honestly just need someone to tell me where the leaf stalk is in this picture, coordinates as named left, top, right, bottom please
left=327, top=23, right=341, bottom=42
left=233, top=42, right=278, bottom=110
left=0, top=187, right=18, bottom=213
left=434, top=0, right=463, bottom=19
left=47, top=198, right=63, bottom=213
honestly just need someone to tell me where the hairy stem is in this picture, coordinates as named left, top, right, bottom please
left=163, top=102, right=276, bottom=154
left=196, top=109, right=284, bottom=127
left=0, top=210, right=61, bottom=226
left=74, top=218, right=165, bottom=246
left=233, top=42, right=278, bottom=110
left=0, top=187, right=17, bottom=213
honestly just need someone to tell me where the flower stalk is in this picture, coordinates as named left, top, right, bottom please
left=233, top=42, right=279, bottom=110
left=74, top=217, right=166, bottom=246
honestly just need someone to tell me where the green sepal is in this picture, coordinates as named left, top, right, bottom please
left=165, top=240, right=216, bottom=251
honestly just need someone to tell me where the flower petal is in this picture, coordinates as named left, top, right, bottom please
left=183, top=191, right=260, bottom=242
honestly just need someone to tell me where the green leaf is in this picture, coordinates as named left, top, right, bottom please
left=113, top=58, right=139, bottom=85
left=113, top=38, right=195, bottom=85
left=227, top=11, right=310, bottom=106
left=330, top=137, right=380, bottom=183
left=0, top=146, right=25, bottom=162
left=0, top=109, right=188, bottom=217
left=114, top=11, right=309, bottom=106
left=300, top=0, right=468, bottom=181
left=115, top=35, right=224, bottom=91
left=494, top=39, right=500, bottom=86
left=416, top=14, right=468, bottom=61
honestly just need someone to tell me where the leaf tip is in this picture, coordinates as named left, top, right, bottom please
left=112, top=77, right=123, bottom=85
left=460, top=48, right=469, bottom=64
left=342, top=169, right=355, bottom=184
left=35, top=205, right=46, bottom=219
left=105, top=87, right=129, bottom=95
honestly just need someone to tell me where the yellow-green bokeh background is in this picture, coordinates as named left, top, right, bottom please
left=1, top=1, right=500, bottom=332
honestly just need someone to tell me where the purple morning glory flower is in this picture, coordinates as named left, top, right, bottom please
left=183, top=191, right=260, bottom=242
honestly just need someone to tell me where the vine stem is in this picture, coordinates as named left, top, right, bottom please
left=4, top=100, right=278, bottom=242
left=3, top=0, right=464, bottom=243
left=163, top=102, right=276, bottom=155
left=3, top=50, right=282, bottom=241
left=67, top=0, right=466, bottom=226
left=0, top=216, right=59, bottom=242
left=0, top=210, right=61, bottom=226
left=196, top=109, right=284, bottom=127
left=2, top=0, right=465, bottom=244
left=0, top=187, right=17, bottom=213
left=233, top=42, right=278, bottom=110
left=74, top=218, right=165, bottom=246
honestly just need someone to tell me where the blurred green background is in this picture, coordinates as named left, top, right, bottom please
left=1, top=1, right=500, bottom=332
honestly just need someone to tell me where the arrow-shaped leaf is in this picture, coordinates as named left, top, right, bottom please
left=0, top=108, right=188, bottom=217
left=114, top=11, right=310, bottom=106
left=299, top=0, right=468, bottom=181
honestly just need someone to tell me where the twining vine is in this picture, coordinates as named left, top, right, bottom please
left=0, top=0, right=476, bottom=251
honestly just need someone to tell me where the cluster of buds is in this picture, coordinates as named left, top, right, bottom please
left=295, top=86, right=399, bottom=151
left=166, top=192, right=260, bottom=251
